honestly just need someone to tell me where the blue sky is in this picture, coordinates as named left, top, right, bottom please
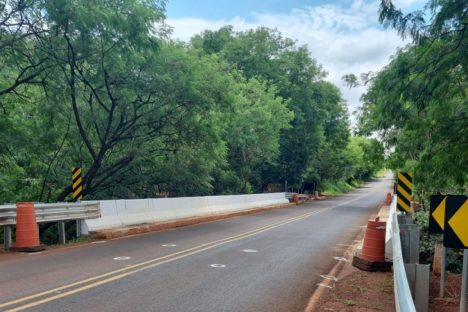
left=165, top=0, right=426, bottom=119
left=167, top=0, right=337, bottom=21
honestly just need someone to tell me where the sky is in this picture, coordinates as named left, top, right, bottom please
left=164, top=0, right=426, bottom=121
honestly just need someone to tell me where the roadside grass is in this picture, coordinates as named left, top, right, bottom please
left=374, top=168, right=388, bottom=178
left=321, top=170, right=387, bottom=197
left=342, top=299, right=356, bottom=306
left=67, top=235, right=92, bottom=244
left=321, top=180, right=359, bottom=196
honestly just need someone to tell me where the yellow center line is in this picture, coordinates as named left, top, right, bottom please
left=5, top=208, right=333, bottom=312
left=2, top=181, right=385, bottom=311
left=0, top=210, right=323, bottom=309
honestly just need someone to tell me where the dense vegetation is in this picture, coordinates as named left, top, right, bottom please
left=342, top=0, right=467, bottom=270
left=0, top=0, right=384, bottom=204
left=350, top=0, right=467, bottom=203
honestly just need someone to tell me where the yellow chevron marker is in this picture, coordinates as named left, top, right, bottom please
left=396, top=172, right=413, bottom=213
left=397, top=197, right=411, bottom=212
left=432, top=196, right=447, bottom=230
left=448, top=199, right=468, bottom=247
left=72, top=167, right=83, bottom=201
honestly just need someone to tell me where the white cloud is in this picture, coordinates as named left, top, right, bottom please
left=167, top=0, right=410, bottom=121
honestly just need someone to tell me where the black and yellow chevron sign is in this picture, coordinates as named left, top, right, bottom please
left=443, top=195, right=468, bottom=249
left=72, top=167, right=83, bottom=201
left=429, top=195, right=446, bottom=234
left=396, top=172, right=413, bottom=213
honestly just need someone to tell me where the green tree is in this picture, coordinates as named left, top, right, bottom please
left=357, top=0, right=467, bottom=198
left=192, top=27, right=353, bottom=189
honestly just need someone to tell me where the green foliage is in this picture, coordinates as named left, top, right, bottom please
left=0, top=1, right=385, bottom=206
left=359, top=0, right=467, bottom=199
left=322, top=180, right=354, bottom=196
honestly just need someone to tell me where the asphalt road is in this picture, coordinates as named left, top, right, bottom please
left=0, top=175, right=392, bottom=312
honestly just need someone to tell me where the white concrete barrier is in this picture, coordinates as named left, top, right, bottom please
left=81, top=200, right=122, bottom=234
left=82, top=193, right=288, bottom=234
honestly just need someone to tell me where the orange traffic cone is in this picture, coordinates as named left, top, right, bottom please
left=385, top=192, right=392, bottom=205
left=352, top=217, right=390, bottom=271
left=11, top=202, right=45, bottom=252
left=293, top=193, right=299, bottom=205
left=361, top=217, right=386, bottom=262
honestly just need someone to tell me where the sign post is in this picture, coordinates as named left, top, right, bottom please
left=462, top=250, right=468, bottom=312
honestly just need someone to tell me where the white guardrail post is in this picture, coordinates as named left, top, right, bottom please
left=390, top=195, right=417, bottom=312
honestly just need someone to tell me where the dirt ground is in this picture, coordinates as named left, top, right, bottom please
left=312, top=259, right=465, bottom=312
left=314, top=260, right=395, bottom=311
left=312, top=199, right=464, bottom=312
left=429, top=272, right=462, bottom=312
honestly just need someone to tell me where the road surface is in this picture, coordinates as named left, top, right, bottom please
left=0, top=176, right=392, bottom=312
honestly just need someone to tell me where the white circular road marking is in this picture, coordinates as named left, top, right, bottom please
left=317, top=283, right=333, bottom=289
left=113, top=256, right=132, bottom=261
left=242, top=249, right=258, bottom=253
left=162, top=244, right=177, bottom=247
left=320, top=274, right=338, bottom=282
left=210, top=264, right=226, bottom=268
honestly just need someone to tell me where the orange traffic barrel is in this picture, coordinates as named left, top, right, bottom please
left=293, top=193, right=299, bottom=205
left=360, top=217, right=386, bottom=262
left=385, top=192, right=392, bottom=205
left=12, top=202, right=44, bottom=252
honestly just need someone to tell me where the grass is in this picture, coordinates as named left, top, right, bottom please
left=374, top=168, right=389, bottom=178
left=321, top=180, right=356, bottom=196
left=67, top=235, right=91, bottom=244
left=342, top=299, right=356, bottom=306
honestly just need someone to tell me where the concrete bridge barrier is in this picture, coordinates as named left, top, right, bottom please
left=81, top=193, right=289, bottom=235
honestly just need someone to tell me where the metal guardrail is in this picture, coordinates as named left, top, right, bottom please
left=285, top=193, right=309, bottom=199
left=1, top=202, right=101, bottom=250
left=390, top=196, right=417, bottom=312
left=0, top=202, right=100, bottom=226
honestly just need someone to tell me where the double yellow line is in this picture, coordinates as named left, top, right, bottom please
left=1, top=183, right=384, bottom=312
left=1, top=207, right=335, bottom=312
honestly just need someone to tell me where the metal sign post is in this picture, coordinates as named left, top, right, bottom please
left=461, top=250, right=468, bottom=312
left=440, top=245, right=446, bottom=298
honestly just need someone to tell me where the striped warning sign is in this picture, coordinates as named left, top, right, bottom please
left=396, top=172, right=413, bottom=213
left=72, top=167, right=83, bottom=201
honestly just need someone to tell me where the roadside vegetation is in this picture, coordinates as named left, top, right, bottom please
left=345, top=0, right=467, bottom=270
left=346, top=0, right=467, bottom=202
left=0, top=0, right=384, bottom=206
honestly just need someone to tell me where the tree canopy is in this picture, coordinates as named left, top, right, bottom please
left=0, top=0, right=384, bottom=204
left=356, top=0, right=467, bottom=199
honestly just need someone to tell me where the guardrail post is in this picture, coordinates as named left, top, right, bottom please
left=58, top=221, right=66, bottom=244
left=415, top=263, right=430, bottom=312
left=3, top=226, right=12, bottom=250
left=76, top=220, right=82, bottom=237
left=404, top=263, right=416, bottom=297
left=440, top=245, right=447, bottom=298
left=399, top=223, right=420, bottom=264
